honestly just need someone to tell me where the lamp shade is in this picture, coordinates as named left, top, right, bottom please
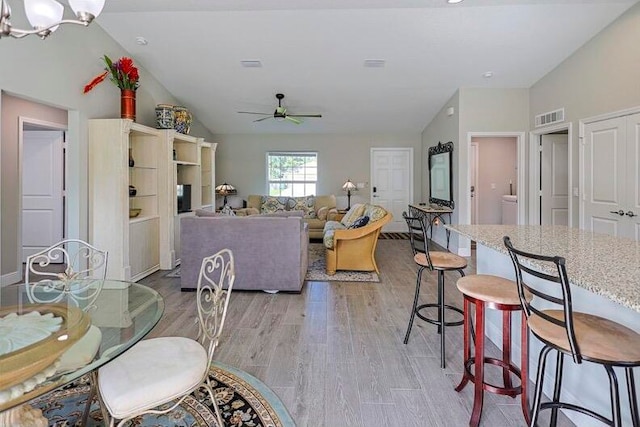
left=68, top=0, right=104, bottom=17
left=215, top=183, right=235, bottom=194
left=25, top=0, right=63, bottom=30
left=342, top=180, right=357, bottom=191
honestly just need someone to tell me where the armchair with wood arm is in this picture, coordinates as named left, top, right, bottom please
left=325, top=209, right=392, bottom=275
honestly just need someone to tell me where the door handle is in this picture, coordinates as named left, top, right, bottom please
left=610, top=210, right=625, bottom=216
left=626, top=211, right=637, bottom=218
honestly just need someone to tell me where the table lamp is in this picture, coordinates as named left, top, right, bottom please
left=342, top=179, right=357, bottom=210
left=215, top=182, right=235, bottom=206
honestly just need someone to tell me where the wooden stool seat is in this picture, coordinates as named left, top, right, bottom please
left=529, top=310, right=640, bottom=364
left=455, top=274, right=530, bottom=427
left=456, top=274, right=522, bottom=306
left=414, top=251, right=467, bottom=270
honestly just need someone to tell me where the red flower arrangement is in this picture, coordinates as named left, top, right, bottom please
left=84, top=55, right=140, bottom=93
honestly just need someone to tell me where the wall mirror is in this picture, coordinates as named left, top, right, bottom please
left=428, top=141, right=454, bottom=209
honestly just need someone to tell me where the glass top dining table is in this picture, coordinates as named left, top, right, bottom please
left=0, top=279, right=164, bottom=414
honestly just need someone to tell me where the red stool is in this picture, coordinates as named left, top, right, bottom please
left=454, top=274, right=530, bottom=427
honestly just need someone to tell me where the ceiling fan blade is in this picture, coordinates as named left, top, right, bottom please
left=287, top=114, right=322, bottom=118
left=238, top=111, right=271, bottom=115
left=253, top=116, right=273, bottom=122
left=285, top=116, right=302, bottom=125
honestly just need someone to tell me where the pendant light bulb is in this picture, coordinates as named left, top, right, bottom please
left=24, top=0, right=63, bottom=31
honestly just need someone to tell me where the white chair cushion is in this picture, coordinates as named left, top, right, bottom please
left=98, top=337, right=208, bottom=420
left=57, top=324, right=102, bottom=372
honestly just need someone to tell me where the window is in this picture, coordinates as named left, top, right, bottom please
left=267, top=152, right=317, bottom=197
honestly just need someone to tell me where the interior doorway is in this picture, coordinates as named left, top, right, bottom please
left=19, top=118, right=67, bottom=271
left=469, top=136, right=518, bottom=225
left=528, top=123, right=572, bottom=226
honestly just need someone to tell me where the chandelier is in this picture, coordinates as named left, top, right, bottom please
left=0, top=0, right=104, bottom=39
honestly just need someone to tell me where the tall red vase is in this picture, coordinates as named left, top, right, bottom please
left=120, top=89, right=136, bottom=121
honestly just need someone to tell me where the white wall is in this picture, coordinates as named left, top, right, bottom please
left=422, top=88, right=529, bottom=251
left=530, top=1, right=640, bottom=226
left=0, top=9, right=214, bottom=278
left=213, top=133, right=422, bottom=209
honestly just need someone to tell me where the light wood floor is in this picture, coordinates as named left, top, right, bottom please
left=140, top=240, right=574, bottom=427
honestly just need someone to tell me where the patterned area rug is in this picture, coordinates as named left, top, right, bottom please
left=31, top=362, right=295, bottom=427
left=305, top=243, right=379, bottom=282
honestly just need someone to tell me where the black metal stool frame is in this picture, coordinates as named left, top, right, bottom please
left=403, top=211, right=466, bottom=369
left=505, top=236, right=640, bottom=427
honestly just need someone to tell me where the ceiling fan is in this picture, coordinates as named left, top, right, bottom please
left=238, top=93, right=322, bottom=124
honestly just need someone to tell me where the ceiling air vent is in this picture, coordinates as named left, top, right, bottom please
left=535, top=108, right=565, bottom=128
left=364, top=59, right=386, bottom=68
left=240, top=60, right=262, bottom=68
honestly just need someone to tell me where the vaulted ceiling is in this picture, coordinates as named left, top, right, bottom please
left=96, top=0, right=637, bottom=134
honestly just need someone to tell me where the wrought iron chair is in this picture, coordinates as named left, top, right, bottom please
left=504, top=236, right=640, bottom=427
left=97, top=248, right=235, bottom=427
left=403, top=211, right=467, bottom=368
left=25, top=238, right=108, bottom=425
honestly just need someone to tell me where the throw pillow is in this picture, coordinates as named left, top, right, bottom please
left=260, top=196, right=289, bottom=214
left=317, top=206, right=329, bottom=221
left=363, top=204, right=387, bottom=222
left=220, top=205, right=236, bottom=216
left=288, top=196, right=316, bottom=218
left=348, top=215, right=370, bottom=229
left=341, top=203, right=366, bottom=227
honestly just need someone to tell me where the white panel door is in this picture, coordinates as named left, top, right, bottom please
left=541, top=134, right=569, bottom=226
left=22, top=131, right=64, bottom=261
left=371, top=148, right=412, bottom=232
left=626, top=113, right=640, bottom=240
left=583, top=117, right=627, bottom=237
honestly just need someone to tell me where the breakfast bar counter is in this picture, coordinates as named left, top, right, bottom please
left=445, top=224, right=640, bottom=313
left=445, top=224, right=640, bottom=426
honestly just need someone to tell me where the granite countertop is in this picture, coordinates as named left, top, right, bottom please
left=445, top=224, right=640, bottom=313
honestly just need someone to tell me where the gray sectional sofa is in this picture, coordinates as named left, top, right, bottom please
left=180, top=215, right=309, bottom=292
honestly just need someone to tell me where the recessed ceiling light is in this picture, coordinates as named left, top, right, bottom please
left=240, top=60, right=263, bottom=68
left=447, top=0, right=464, bottom=4
left=483, top=71, right=494, bottom=78
left=364, top=59, right=386, bottom=68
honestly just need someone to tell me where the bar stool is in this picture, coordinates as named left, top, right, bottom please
left=454, top=274, right=530, bottom=427
left=402, top=211, right=467, bottom=369
left=504, top=236, right=640, bottom=427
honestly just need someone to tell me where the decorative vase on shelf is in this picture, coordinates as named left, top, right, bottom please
left=121, top=89, right=136, bottom=121
left=173, top=106, right=192, bottom=134
left=128, top=148, right=135, bottom=167
left=155, top=104, right=175, bottom=129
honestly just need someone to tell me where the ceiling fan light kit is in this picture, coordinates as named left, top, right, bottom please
left=238, top=93, right=322, bottom=125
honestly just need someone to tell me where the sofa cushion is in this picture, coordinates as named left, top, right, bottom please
left=348, top=215, right=370, bottom=229
left=305, top=217, right=326, bottom=230
left=341, top=204, right=366, bottom=227
left=260, top=196, right=289, bottom=213
left=288, top=196, right=316, bottom=218
left=195, top=209, right=219, bottom=217
left=322, top=221, right=347, bottom=249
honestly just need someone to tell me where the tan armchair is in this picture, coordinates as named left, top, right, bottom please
left=325, top=209, right=392, bottom=275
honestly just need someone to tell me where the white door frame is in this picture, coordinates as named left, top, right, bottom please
left=528, top=122, right=573, bottom=227
left=579, top=105, right=640, bottom=230
left=370, top=147, right=414, bottom=231
left=470, top=142, right=479, bottom=224
left=458, top=132, right=525, bottom=256
left=17, top=116, right=67, bottom=282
